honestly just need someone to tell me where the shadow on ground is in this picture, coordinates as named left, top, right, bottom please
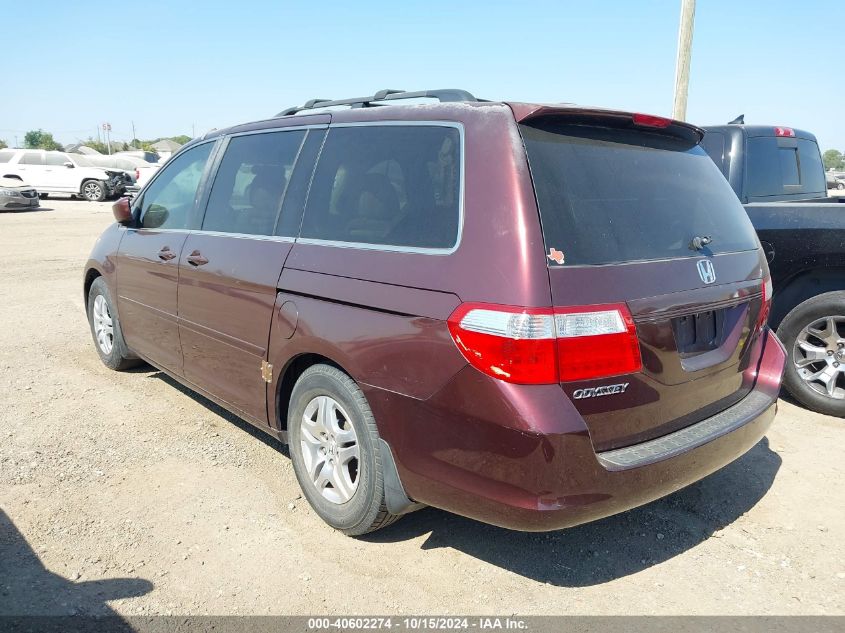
left=0, top=509, right=153, bottom=617
left=150, top=370, right=289, bottom=456
left=0, top=207, right=54, bottom=214
left=366, top=438, right=781, bottom=587
left=147, top=367, right=780, bottom=587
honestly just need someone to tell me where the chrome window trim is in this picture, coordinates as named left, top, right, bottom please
left=299, top=120, right=465, bottom=256
left=226, top=123, right=329, bottom=138
left=123, top=227, right=295, bottom=243
left=190, top=229, right=295, bottom=243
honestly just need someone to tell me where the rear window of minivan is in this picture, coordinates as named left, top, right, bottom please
left=520, top=121, right=759, bottom=266
left=300, top=124, right=461, bottom=250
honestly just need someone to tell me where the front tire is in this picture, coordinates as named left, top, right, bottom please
left=87, top=277, right=141, bottom=370
left=288, top=364, right=401, bottom=535
left=778, top=291, right=845, bottom=417
left=82, top=180, right=107, bottom=202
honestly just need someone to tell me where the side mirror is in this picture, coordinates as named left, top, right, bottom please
left=112, top=197, right=133, bottom=225
left=63, top=162, right=74, bottom=168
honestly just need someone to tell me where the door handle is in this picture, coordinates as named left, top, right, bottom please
left=186, top=250, right=209, bottom=266
left=157, top=247, right=176, bottom=261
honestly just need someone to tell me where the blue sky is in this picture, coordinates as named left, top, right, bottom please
left=2, top=1, right=843, bottom=150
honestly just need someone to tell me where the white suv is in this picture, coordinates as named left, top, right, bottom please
left=0, top=149, right=131, bottom=201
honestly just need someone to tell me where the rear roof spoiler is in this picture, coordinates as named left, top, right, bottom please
left=508, top=103, right=705, bottom=145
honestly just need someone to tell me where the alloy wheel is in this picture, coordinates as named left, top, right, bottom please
left=92, top=294, right=114, bottom=355
left=793, top=315, right=845, bottom=399
left=299, top=395, right=360, bottom=504
left=84, top=182, right=102, bottom=200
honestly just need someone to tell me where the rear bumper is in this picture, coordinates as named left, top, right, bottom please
left=368, top=328, right=786, bottom=531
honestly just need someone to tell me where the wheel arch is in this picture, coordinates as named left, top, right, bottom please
left=275, top=352, right=347, bottom=435
left=83, top=267, right=103, bottom=306
left=771, top=267, right=845, bottom=329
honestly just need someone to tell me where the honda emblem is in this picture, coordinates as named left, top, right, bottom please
left=697, top=259, right=716, bottom=284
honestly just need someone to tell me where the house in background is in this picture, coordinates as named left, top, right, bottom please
left=150, top=139, right=182, bottom=162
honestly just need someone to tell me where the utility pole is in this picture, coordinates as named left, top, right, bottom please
left=131, top=121, right=136, bottom=145
left=102, top=122, right=112, bottom=154
left=672, top=0, right=696, bottom=121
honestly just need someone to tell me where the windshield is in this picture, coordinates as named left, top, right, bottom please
left=520, top=121, right=760, bottom=266
left=69, top=154, right=95, bottom=167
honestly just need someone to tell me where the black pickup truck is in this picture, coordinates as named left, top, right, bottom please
left=702, top=122, right=845, bottom=417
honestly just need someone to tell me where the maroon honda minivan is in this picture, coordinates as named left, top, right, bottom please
left=83, top=89, right=786, bottom=535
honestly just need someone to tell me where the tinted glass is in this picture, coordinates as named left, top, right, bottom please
left=45, top=153, right=69, bottom=166
left=277, top=129, right=326, bottom=237
left=521, top=121, right=758, bottom=266
left=301, top=125, right=460, bottom=249
left=778, top=147, right=800, bottom=186
left=746, top=136, right=827, bottom=197
left=202, top=130, right=305, bottom=236
left=797, top=139, right=826, bottom=192
left=140, top=143, right=213, bottom=230
left=0, top=151, right=13, bottom=164
left=19, top=153, right=43, bottom=165
left=700, top=132, right=726, bottom=176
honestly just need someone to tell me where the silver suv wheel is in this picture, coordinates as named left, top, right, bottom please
left=299, top=395, right=360, bottom=504
left=793, top=315, right=845, bottom=399
left=92, top=294, right=114, bottom=355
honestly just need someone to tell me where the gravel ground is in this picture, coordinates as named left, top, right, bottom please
left=0, top=198, right=843, bottom=617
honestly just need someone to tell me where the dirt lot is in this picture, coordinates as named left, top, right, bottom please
left=0, top=199, right=843, bottom=617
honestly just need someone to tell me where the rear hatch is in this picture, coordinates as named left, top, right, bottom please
left=518, top=109, right=768, bottom=451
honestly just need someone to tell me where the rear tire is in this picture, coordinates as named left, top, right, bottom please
left=837, top=182, right=845, bottom=191
left=288, top=364, right=401, bottom=535
left=777, top=291, right=845, bottom=418
left=82, top=180, right=107, bottom=202
left=87, top=277, right=141, bottom=370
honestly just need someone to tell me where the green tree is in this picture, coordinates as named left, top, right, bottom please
left=823, top=149, right=844, bottom=170
left=81, top=138, right=109, bottom=154
left=23, top=129, right=63, bottom=151
left=0, top=139, right=7, bottom=150
left=170, top=135, right=191, bottom=145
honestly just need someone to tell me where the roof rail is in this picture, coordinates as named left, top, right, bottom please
left=276, top=88, right=479, bottom=117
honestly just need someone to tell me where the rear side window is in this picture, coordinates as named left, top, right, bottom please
left=140, top=142, right=213, bottom=230
left=0, top=151, right=13, bottom=163
left=19, top=153, right=42, bottom=165
left=746, top=137, right=826, bottom=198
left=300, top=125, right=461, bottom=249
left=45, top=153, right=69, bottom=166
left=521, top=121, right=758, bottom=266
left=202, top=130, right=306, bottom=236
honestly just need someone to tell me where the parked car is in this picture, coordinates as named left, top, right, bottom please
left=702, top=123, right=845, bottom=416
left=116, top=150, right=161, bottom=164
left=0, top=176, right=39, bottom=210
left=84, top=89, right=786, bottom=535
left=826, top=170, right=845, bottom=190
left=0, top=149, right=129, bottom=201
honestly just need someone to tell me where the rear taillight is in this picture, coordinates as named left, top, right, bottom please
left=447, top=303, right=642, bottom=385
left=555, top=304, right=642, bottom=381
left=758, top=277, right=773, bottom=328
left=774, top=127, right=795, bottom=137
left=135, top=168, right=140, bottom=181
